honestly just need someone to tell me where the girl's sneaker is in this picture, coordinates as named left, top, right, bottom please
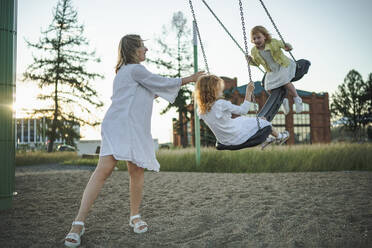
left=294, top=97, right=303, bottom=113
left=276, top=131, right=290, bottom=145
left=282, top=98, right=290, bottom=115
left=261, top=136, right=276, bottom=150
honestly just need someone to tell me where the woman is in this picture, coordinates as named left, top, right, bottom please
left=64, top=34, right=205, bottom=247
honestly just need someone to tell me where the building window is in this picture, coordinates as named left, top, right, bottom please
left=293, top=102, right=310, bottom=112
left=293, top=113, right=311, bottom=144
left=30, top=119, right=35, bottom=142
left=293, top=113, right=310, bottom=126
left=272, top=114, right=285, bottom=126
left=249, top=103, right=259, bottom=111
left=23, top=119, right=28, bottom=143
left=294, top=126, right=311, bottom=144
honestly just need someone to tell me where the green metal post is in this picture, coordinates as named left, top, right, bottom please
left=0, top=0, right=17, bottom=210
left=193, top=21, right=201, bottom=166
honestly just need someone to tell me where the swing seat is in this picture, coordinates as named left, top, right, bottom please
left=216, top=125, right=272, bottom=150
left=291, top=59, right=311, bottom=82
left=257, top=86, right=288, bottom=122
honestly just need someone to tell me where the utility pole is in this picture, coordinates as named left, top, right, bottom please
left=0, top=0, right=17, bottom=210
left=193, top=21, right=201, bottom=166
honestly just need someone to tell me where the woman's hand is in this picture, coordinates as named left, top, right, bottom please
left=284, top=43, right=293, bottom=51
left=182, top=71, right=206, bottom=85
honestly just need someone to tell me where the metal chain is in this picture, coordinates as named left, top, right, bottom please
left=239, top=0, right=261, bottom=130
left=188, top=0, right=210, bottom=73
left=201, top=0, right=265, bottom=74
left=258, top=0, right=296, bottom=62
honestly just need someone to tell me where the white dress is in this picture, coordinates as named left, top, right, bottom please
left=199, top=99, right=271, bottom=145
left=99, top=64, right=181, bottom=172
left=259, top=49, right=296, bottom=91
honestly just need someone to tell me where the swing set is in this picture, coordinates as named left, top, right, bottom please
left=188, top=0, right=311, bottom=151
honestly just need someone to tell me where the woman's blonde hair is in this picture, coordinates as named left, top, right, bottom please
left=195, top=75, right=224, bottom=114
left=115, top=34, right=143, bottom=73
left=250, top=25, right=272, bottom=43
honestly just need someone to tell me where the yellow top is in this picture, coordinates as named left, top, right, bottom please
left=250, top=38, right=291, bottom=72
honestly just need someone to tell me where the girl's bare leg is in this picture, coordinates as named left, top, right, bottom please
left=258, top=117, right=278, bottom=138
left=284, top=82, right=299, bottom=97
left=127, top=161, right=146, bottom=230
left=66, top=155, right=117, bottom=242
left=271, top=128, right=279, bottom=138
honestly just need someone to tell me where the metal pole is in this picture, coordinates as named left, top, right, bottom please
left=193, top=21, right=201, bottom=166
left=0, top=0, right=17, bottom=210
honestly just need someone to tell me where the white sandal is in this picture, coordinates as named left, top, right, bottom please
left=64, top=221, right=85, bottom=247
left=129, top=214, right=148, bottom=234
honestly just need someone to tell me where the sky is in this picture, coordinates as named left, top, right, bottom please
left=15, top=0, right=372, bottom=143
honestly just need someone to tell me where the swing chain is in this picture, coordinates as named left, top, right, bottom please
left=201, top=0, right=265, bottom=74
left=238, top=0, right=252, bottom=83
left=188, top=0, right=210, bottom=73
left=239, top=0, right=261, bottom=130
left=258, top=0, right=297, bottom=62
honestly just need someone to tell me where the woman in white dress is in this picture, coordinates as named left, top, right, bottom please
left=64, top=34, right=205, bottom=247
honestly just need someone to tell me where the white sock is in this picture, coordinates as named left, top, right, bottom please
left=277, top=133, right=283, bottom=139
left=294, top=96, right=302, bottom=102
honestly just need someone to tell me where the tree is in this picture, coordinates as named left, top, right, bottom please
left=360, top=73, right=372, bottom=125
left=147, top=11, right=193, bottom=147
left=331, top=70, right=370, bottom=141
left=23, top=0, right=103, bottom=151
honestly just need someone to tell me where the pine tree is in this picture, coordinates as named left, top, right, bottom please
left=23, top=0, right=103, bottom=152
left=331, top=70, right=370, bottom=141
left=147, top=11, right=193, bottom=147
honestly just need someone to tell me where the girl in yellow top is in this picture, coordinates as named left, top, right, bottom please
left=247, top=26, right=303, bottom=114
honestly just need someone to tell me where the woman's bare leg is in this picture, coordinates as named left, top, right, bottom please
left=66, top=155, right=117, bottom=242
left=127, top=161, right=146, bottom=230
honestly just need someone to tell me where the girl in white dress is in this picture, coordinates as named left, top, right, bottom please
left=64, top=34, right=205, bottom=247
left=195, top=75, right=289, bottom=147
left=247, top=26, right=303, bottom=114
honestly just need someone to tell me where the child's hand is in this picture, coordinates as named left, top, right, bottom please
left=284, top=43, right=293, bottom=51
left=247, top=81, right=255, bottom=92
left=245, top=54, right=253, bottom=62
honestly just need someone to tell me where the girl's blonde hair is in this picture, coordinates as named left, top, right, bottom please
left=195, top=75, right=224, bottom=114
left=250, top=26, right=272, bottom=43
left=115, top=34, right=143, bottom=73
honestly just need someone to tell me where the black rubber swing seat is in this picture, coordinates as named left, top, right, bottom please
left=291, top=59, right=311, bottom=82
left=216, top=125, right=272, bottom=150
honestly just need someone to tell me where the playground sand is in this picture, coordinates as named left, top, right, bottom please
left=0, top=165, right=371, bottom=247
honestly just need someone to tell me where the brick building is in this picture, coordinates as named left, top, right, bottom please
left=173, top=76, right=331, bottom=146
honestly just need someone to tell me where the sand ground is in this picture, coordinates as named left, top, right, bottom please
left=0, top=164, right=371, bottom=248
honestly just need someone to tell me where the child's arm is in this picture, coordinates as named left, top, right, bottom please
left=218, top=82, right=255, bottom=116
left=245, top=81, right=254, bottom=102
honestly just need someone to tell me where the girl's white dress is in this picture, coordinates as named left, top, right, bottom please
left=199, top=99, right=271, bottom=145
left=100, top=64, right=181, bottom=172
left=259, top=49, right=296, bottom=91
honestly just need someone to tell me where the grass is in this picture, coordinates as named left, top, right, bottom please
left=59, top=143, right=372, bottom=173
left=15, top=151, right=78, bottom=166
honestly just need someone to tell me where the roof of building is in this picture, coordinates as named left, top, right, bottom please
left=229, top=81, right=327, bottom=97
